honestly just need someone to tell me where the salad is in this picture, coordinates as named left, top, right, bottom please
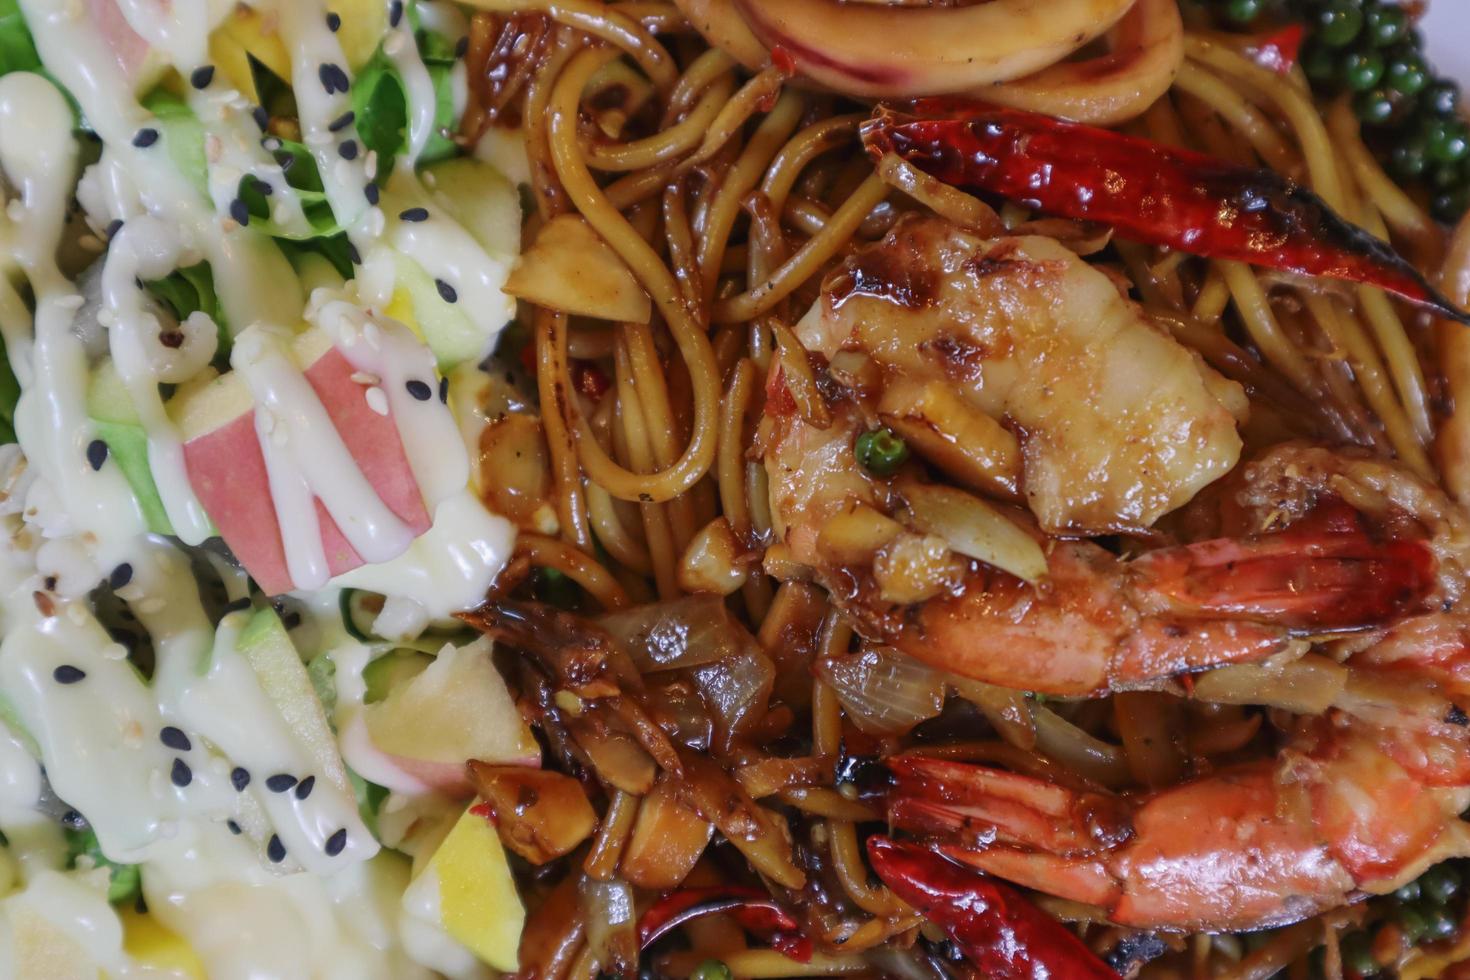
left=0, top=0, right=534, bottom=975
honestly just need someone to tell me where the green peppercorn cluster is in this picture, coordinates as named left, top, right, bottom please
left=1202, top=0, right=1470, bottom=223
left=1334, top=860, right=1466, bottom=976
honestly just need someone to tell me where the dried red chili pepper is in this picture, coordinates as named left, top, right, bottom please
left=868, top=836, right=1120, bottom=980
left=636, top=886, right=812, bottom=962
left=861, top=100, right=1470, bottom=324
left=1248, top=23, right=1305, bottom=75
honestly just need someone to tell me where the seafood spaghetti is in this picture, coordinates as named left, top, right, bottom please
left=4, top=0, right=1470, bottom=978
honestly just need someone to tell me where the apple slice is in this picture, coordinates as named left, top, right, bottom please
left=171, top=329, right=430, bottom=595
left=361, top=638, right=540, bottom=797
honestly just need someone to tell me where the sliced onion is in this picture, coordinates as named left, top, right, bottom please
left=817, top=646, right=945, bottom=735
left=598, top=595, right=758, bottom=672
left=690, top=644, right=775, bottom=751
left=1191, top=654, right=1346, bottom=715
left=901, top=483, right=1048, bottom=583
left=579, top=875, right=638, bottom=977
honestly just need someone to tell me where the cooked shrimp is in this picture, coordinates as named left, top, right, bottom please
left=793, top=214, right=1248, bottom=534
left=763, top=357, right=1448, bottom=694
left=882, top=714, right=1470, bottom=932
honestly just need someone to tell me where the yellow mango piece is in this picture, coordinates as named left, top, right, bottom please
left=119, top=908, right=205, bottom=979
left=209, top=0, right=386, bottom=104
left=208, top=6, right=291, bottom=104
left=426, top=802, right=524, bottom=972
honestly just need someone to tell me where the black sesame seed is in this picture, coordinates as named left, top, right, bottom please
left=226, top=819, right=242, bottom=835
left=265, top=773, right=298, bottom=793
left=190, top=64, right=215, bottom=89
left=438, top=377, right=449, bottom=403
left=398, top=207, right=429, bottom=222
left=405, top=379, right=433, bottom=401
left=455, top=35, right=469, bottom=59
left=281, top=611, right=302, bottom=631
left=170, top=758, right=193, bottom=787
left=109, top=563, right=133, bottom=590
left=224, top=597, right=252, bottom=613
left=229, top=198, right=250, bottom=226
left=338, top=140, right=359, bottom=160
left=252, top=175, right=274, bottom=196
left=104, top=218, right=123, bottom=239
left=318, top=62, right=349, bottom=95
left=230, top=766, right=251, bottom=791
left=159, top=726, right=191, bottom=751
left=86, top=439, right=108, bottom=471
left=435, top=279, right=458, bottom=303
left=389, top=0, right=403, bottom=27
left=42, top=575, right=56, bottom=591
left=266, top=834, right=286, bottom=863
left=132, top=128, right=159, bottom=148
left=53, top=664, right=86, bottom=684
left=277, top=150, right=295, bottom=170
left=328, top=110, right=355, bottom=133
left=347, top=241, right=362, bottom=264
left=326, top=11, right=341, bottom=31
left=61, top=810, right=86, bottom=830
left=251, top=105, right=268, bottom=130
left=324, top=828, right=348, bottom=857
left=364, top=182, right=380, bottom=206
left=294, top=775, right=315, bottom=800
left=1448, top=704, right=1469, bottom=726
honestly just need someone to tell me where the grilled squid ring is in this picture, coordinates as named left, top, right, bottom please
left=675, top=0, right=1136, bottom=98
left=976, top=0, right=1183, bottom=124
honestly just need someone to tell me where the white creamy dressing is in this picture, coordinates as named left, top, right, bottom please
left=0, top=0, right=524, bottom=974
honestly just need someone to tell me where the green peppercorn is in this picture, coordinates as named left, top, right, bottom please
left=1433, top=186, right=1470, bottom=224
left=855, top=428, right=910, bottom=477
left=1354, top=87, right=1397, bottom=126
left=1421, top=863, right=1463, bottom=904
left=1399, top=904, right=1431, bottom=944
left=1390, top=137, right=1429, bottom=179
left=1302, top=39, right=1342, bottom=85
left=1397, top=879, right=1424, bottom=904
left=1424, top=80, right=1461, bottom=118
left=1341, top=930, right=1376, bottom=977
left=1422, top=904, right=1460, bottom=942
left=1364, top=4, right=1409, bottom=48
left=1317, top=1, right=1365, bottom=46
left=1223, top=0, right=1265, bottom=23
left=1426, top=119, right=1470, bottom=164
left=1429, top=161, right=1467, bottom=190
left=1386, top=54, right=1429, bottom=96
left=1343, top=50, right=1386, bottom=91
left=690, top=960, right=734, bottom=980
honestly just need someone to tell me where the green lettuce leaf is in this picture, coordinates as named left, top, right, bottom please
left=64, top=827, right=142, bottom=905
left=351, top=42, right=459, bottom=172
left=0, top=0, right=41, bottom=78
left=144, top=262, right=229, bottom=361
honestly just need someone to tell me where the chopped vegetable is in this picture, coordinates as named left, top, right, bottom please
left=854, top=427, right=909, bottom=477
left=351, top=45, right=458, bottom=171
left=0, top=0, right=40, bottom=77
left=65, top=826, right=142, bottom=904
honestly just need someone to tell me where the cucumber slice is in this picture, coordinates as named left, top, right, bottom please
left=340, top=588, right=383, bottom=642
left=87, top=361, right=174, bottom=535
left=362, top=650, right=433, bottom=704
left=420, top=157, right=521, bottom=259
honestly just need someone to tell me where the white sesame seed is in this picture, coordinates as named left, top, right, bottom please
left=54, top=294, right=84, bottom=310
left=385, top=32, right=407, bottom=56
left=102, top=642, right=127, bottom=661
left=350, top=371, right=380, bottom=385
left=96, top=309, right=115, bottom=327
left=205, top=134, right=224, bottom=164
left=365, top=386, right=389, bottom=416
